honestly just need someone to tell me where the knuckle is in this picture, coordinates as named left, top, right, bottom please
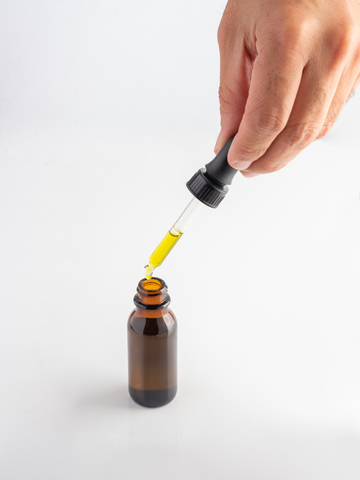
left=283, top=123, right=320, bottom=149
left=340, top=16, right=358, bottom=46
left=354, top=47, right=360, bottom=66
left=233, top=111, right=288, bottom=162
left=327, top=19, right=357, bottom=66
left=236, top=144, right=268, bottom=162
left=262, top=6, right=312, bottom=58
left=332, top=42, right=351, bottom=67
left=317, top=124, right=334, bottom=139
left=252, top=113, right=286, bottom=136
left=282, top=26, right=309, bottom=53
left=260, top=28, right=307, bottom=64
left=351, top=50, right=360, bottom=79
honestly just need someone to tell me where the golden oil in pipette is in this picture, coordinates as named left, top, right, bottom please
left=144, top=227, right=182, bottom=280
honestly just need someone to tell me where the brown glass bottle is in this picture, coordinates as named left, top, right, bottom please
left=127, top=277, right=177, bottom=407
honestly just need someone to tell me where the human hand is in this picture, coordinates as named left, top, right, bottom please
left=215, top=0, right=360, bottom=177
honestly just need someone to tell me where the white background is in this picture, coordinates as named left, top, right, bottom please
left=1, top=1, right=360, bottom=479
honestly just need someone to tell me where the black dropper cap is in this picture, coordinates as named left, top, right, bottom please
left=186, top=136, right=237, bottom=208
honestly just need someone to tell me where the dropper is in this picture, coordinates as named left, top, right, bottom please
left=144, top=137, right=237, bottom=279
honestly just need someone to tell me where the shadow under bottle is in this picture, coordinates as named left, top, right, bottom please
left=127, top=277, right=177, bottom=407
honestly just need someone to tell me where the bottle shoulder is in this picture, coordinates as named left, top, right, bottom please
left=128, top=308, right=176, bottom=336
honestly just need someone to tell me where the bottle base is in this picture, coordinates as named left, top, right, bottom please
left=129, top=385, right=177, bottom=408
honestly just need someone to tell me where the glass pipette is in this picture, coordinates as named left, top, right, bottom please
left=144, top=137, right=237, bottom=279
left=144, top=196, right=204, bottom=279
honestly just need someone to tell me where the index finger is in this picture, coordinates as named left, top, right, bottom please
left=228, top=36, right=305, bottom=169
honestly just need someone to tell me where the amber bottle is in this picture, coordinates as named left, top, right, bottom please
left=127, top=277, right=177, bottom=407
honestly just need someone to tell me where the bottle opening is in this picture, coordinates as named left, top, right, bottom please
left=135, top=277, right=169, bottom=309
left=139, top=278, right=166, bottom=294
left=142, top=278, right=162, bottom=291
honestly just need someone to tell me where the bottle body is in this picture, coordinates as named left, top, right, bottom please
left=127, top=278, right=177, bottom=407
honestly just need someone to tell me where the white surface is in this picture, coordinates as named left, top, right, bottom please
left=1, top=1, right=360, bottom=479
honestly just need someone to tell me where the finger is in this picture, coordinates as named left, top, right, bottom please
left=243, top=61, right=344, bottom=174
left=227, top=36, right=305, bottom=170
left=352, top=73, right=360, bottom=92
left=317, top=58, right=360, bottom=139
left=215, top=38, right=251, bottom=156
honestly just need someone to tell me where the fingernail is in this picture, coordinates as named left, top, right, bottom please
left=241, top=171, right=259, bottom=178
left=230, top=160, right=253, bottom=170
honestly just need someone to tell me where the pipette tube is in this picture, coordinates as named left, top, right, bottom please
left=144, top=197, right=203, bottom=279
left=144, top=137, right=237, bottom=279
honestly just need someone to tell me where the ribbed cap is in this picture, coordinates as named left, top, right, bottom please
left=186, top=168, right=228, bottom=208
left=186, top=137, right=237, bottom=208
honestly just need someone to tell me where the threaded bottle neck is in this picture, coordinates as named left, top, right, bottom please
left=134, top=278, right=170, bottom=310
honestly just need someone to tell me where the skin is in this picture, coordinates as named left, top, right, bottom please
left=215, top=0, right=360, bottom=177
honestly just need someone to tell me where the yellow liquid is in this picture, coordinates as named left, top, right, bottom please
left=144, top=228, right=182, bottom=280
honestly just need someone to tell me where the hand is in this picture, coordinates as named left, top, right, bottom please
left=215, top=0, right=360, bottom=177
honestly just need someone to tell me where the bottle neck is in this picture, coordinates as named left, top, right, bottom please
left=134, top=278, right=170, bottom=310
